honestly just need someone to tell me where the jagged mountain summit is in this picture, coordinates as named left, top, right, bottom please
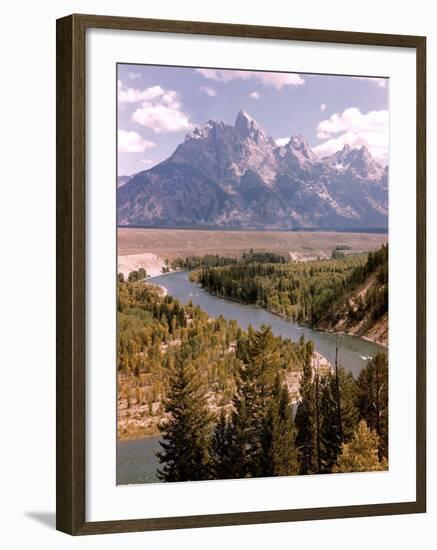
left=118, top=110, right=388, bottom=230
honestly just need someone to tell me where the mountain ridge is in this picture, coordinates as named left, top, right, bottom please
left=118, top=110, right=388, bottom=230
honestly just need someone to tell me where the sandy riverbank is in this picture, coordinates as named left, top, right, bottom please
left=118, top=252, right=166, bottom=278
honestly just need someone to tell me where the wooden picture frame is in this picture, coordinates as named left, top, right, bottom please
left=56, top=13, right=426, bottom=535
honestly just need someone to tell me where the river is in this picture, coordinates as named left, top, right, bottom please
left=117, top=270, right=386, bottom=485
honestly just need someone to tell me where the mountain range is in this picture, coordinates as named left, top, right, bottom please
left=118, top=110, right=388, bottom=230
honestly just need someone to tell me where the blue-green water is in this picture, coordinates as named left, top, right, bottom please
left=117, top=270, right=386, bottom=485
left=117, top=436, right=160, bottom=485
left=150, top=271, right=385, bottom=376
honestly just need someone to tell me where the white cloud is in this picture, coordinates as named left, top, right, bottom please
left=356, top=77, right=388, bottom=88
left=128, top=72, right=141, bottom=80
left=196, top=69, right=304, bottom=89
left=140, top=159, right=153, bottom=165
left=249, top=91, right=261, bottom=100
left=132, top=97, right=192, bottom=133
left=119, top=82, right=193, bottom=133
left=118, top=130, right=155, bottom=153
left=118, top=81, right=165, bottom=104
left=320, top=103, right=327, bottom=112
left=313, top=107, right=389, bottom=164
left=118, top=80, right=193, bottom=134
left=275, top=137, right=290, bottom=147
left=317, top=107, right=388, bottom=135
left=199, top=86, right=217, bottom=97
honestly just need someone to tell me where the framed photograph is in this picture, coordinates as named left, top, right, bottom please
left=56, top=14, right=426, bottom=535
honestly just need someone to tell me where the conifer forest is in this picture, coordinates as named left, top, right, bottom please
left=117, top=246, right=388, bottom=482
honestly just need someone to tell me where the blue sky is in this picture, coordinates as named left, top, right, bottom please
left=117, top=64, right=389, bottom=176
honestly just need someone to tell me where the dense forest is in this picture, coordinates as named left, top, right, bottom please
left=171, top=250, right=287, bottom=271
left=117, top=280, right=309, bottom=438
left=158, top=335, right=387, bottom=481
left=193, top=245, right=388, bottom=335
left=117, top=277, right=388, bottom=480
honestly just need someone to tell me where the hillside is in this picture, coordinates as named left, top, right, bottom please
left=194, top=245, right=388, bottom=346
left=314, top=246, right=388, bottom=345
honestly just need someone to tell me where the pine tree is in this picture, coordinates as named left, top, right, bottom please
left=333, top=420, right=388, bottom=473
left=339, top=368, right=359, bottom=440
left=294, top=352, right=318, bottom=475
left=156, top=352, right=212, bottom=482
left=334, top=337, right=343, bottom=442
left=319, top=368, right=358, bottom=472
left=356, top=352, right=388, bottom=460
left=228, top=326, right=280, bottom=478
left=319, top=375, right=341, bottom=472
left=226, top=399, right=251, bottom=478
left=210, top=409, right=234, bottom=479
left=261, top=375, right=297, bottom=477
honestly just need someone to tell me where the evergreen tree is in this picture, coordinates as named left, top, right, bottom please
left=261, top=375, right=297, bottom=477
left=333, top=420, right=388, bottom=473
left=226, top=399, right=251, bottom=478
left=157, top=352, right=212, bottom=482
left=319, top=368, right=358, bottom=472
left=228, top=326, right=280, bottom=477
left=356, top=352, right=388, bottom=460
left=338, top=368, right=359, bottom=441
left=295, top=346, right=318, bottom=475
left=210, top=409, right=234, bottom=479
left=319, top=375, right=341, bottom=472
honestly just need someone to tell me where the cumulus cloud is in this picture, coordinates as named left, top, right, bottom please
left=118, top=80, right=165, bottom=104
left=249, top=91, right=261, bottom=100
left=132, top=93, right=193, bottom=133
left=196, top=69, right=304, bottom=89
left=275, top=137, right=290, bottom=147
left=199, top=86, right=217, bottom=97
left=313, top=107, right=389, bottom=164
left=118, top=130, right=155, bottom=153
left=117, top=81, right=192, bottom=133
left=320, top=103, right=327, bottom=112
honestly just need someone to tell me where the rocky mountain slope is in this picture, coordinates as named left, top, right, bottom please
left=117, top=174, right=134, bottom=188
left=315, top=246, right=389, bottom=346
left=118, top=111, right=388, bottom=230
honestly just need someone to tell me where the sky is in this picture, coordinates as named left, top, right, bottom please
left=117, top=64, right=389, bottom=176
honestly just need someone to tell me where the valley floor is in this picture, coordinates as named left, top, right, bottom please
left=118, top=228, right=388, bottom=266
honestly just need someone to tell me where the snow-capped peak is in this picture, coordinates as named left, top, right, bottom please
left=323, top=144, right=383, bottom=179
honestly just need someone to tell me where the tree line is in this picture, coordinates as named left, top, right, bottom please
left=171, top=250, right=286, bottom=272
left=193, top=245, right=388, bottom=327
